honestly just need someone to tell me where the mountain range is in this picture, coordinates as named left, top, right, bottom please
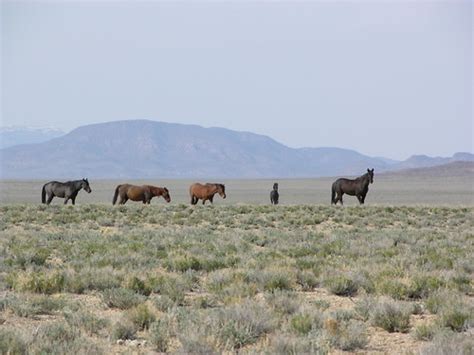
left=0, top=126, right=65, bottom=149
left=0, top=120, right=472, bottom=179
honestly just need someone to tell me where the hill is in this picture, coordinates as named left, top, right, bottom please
left=382, top=161, right=474, bottom=178
left=0, top=127, right=65, bottom=149
left=0, top=120, right=472, bottom=179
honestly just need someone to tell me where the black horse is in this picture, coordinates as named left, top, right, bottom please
left=41, top=179, right=92, bottom=205
left=270, top=183, right=279, bottom=205
left=331, top=169, right=374, bottom=205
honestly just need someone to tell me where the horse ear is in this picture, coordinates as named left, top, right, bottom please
left=367, top=169, right=370, bottom=173
left=371, top=168, right=374, bottom=173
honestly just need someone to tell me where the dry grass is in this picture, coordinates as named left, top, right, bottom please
left=0, top=204, right=472, bottom=353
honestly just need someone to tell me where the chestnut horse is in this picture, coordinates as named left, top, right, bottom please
left=112, top=184, right=171, bottom=205
left=331, top=168, right=374, bottom=205
left=189, top=183, right=226, bottom=205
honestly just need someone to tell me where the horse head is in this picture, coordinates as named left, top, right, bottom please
left=217, top=184, right=226, bottom=199
left=366, top=169, right=374, bottom=184
left=273, top=183, right=279, bottom=191
left=163, top=187, right=171, bottom=203
left=82, top=178, right=92, bottom=193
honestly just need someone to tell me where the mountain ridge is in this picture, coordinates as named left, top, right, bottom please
left=1, top=120, right=472, bottom=179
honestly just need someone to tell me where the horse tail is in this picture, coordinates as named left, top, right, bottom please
left=331, top=182, right=336, bottom=204
left=41, top=184, right=47, bottom=204
left=112, top=185, right=121, bottom=205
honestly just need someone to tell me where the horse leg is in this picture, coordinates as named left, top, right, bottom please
left=64, top=197, right=69, bottom=205
left=121, top=196, right=128, bottom=205
left=209, top=195, right=214, bottom=204
left=337, top=192, right=343, bottom=206
left=71, top=192, right=78, bottom=205
left=202, top=198, right=206, bottom=205
left=47, top=194, right=54, bottom=205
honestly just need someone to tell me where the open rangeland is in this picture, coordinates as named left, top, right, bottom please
left=0, top=204, right=472, bottom=354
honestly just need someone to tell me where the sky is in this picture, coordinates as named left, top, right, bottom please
left=1, top=0, right=472, bottom=160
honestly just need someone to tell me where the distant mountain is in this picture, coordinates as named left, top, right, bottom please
left=393, top=152, right=474, bottom=170
left=0, top=126, right=65, bottom=149
left=382, top=161, right=474, bottom=178
left=0, top=120, right=472, bottom=179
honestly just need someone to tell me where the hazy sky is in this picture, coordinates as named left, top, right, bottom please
left=1, top=0, right=472, bottom=160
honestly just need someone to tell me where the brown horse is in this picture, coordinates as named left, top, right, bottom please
left=189, top=183, right=226, bottom=205
left=112, top=184, right=171, bottom=205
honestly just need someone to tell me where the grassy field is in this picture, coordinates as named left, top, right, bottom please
left=1, top=175, right=473, bottom=206
left=0, top=204, right=473, bottom=354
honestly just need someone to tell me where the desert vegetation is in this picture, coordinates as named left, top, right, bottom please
left=0, top=204, right=473, bottom=353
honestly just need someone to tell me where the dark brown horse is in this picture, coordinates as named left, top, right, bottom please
left=331, top=169, right=374, bottom=205
left=189, top=183, right=226, bottom=205
left=112, top=184, right=171, bottom=205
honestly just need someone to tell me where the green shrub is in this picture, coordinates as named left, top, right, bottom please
left=324, top=274, right=358, bottom=296
left=214, top=301, right=275, bottom=349
left=376, top=279, right=408, bottom=300
left=413, top=323, right=437, bottom=341
left=64, top=310, right=109, bottom=336
left=9, top=271, right=65, bottom=294
left=325, top=319, right=368, bottom=351
left=296, top=270, right=319, bottom=291
left=0, top=329, right=27, bottom=355
left=123, top=276, right=152, bottom=296
left=126, top=303, right=156, bottom=330
left=370, top=300, right=411, bottom=333
left=290, top=314, right=313, bottom=335
left=266, top=290, right=300, bottom=315
left=149, top=319, right=171, bottom=352
left=102, top=288, right=145, bottom=309
left=407, top=275, right=444, bottom=299
left=438, top=304, right=472, bottom=332
left=112, top=320, right=138, bottom=340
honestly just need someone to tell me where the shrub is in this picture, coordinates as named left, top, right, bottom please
left=438, top=303, right=472, bottom=332
left=296, top=270, right=319, bottom=291
left=126, top=303, right=156, bottom=330
left=370, top=300, right=411, bottom=333
left=420, top=331, right=474, bottom=355
left=102, top=288, right=145, bottom=309
left=2, top=294, right=67, bottom=318
left=325, top=319, right=368, bottom=351
left=213, top=301, right=275, bottom=349
left=123, top=276, right=152, bottom=296
left=324, top=274, right=358, bottom=296
left=64, top=310, right=109, bottom=336
left=149, top=318, right=171, bottom=352
left=354, top=296, right=376, bottom=321
left=407, top=275, right=444, bottom=299
left=290, top=314, right=313, bottom=335
left=413, top=323, right=437, bottom=341
left=0, top=329, right=27, bottom=355
left=112, top=319, right=138, bottom=341
left=266, top=290, right=300, bottom=315
left=29, top=322, right=103, bottom=354
left=9, top=270, right=65, bottom=294
left=376, top=279, right=408, bottom=300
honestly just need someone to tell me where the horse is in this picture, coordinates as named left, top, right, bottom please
left=41, top=178, right=91, bottom=205
left=331, top=168, right=374, bottom=205
left=112, top=184, right=171, bottom=205
left=270, top=182, right=279, bottom=205
left=189, top=183, right=226, bottom=205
